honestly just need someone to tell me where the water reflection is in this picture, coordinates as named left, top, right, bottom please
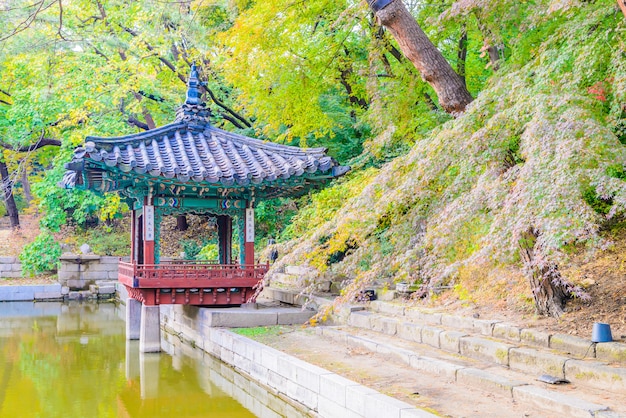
left=0, top=302, right=261, bottom=418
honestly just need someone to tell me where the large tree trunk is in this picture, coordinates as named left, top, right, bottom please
left=20, top=165, right=33, bottom=206
left=0, top=160, right=20, bottom=229
left=369, top=0, right=473, bottom=114
left=519, top=228, right=567, bottom=317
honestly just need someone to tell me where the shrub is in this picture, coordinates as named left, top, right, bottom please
left=20, top=231, right=61, bottom=276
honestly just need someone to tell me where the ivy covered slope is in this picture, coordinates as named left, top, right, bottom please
left=272, top=3, right=626, bottom=310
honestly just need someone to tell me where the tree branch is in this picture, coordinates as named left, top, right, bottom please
left=0, top=0, right=55, bottom=42
left=138, top=90, right=165, bottom=102
left=118, top=25, right=253, bottom=129
left=126, top=116, right=150, bottom=131
left=219, top=113, right=244, bottom=129
left=0, top=137, right=61, bottom=152
left=204, top=86, right=252, bottom=127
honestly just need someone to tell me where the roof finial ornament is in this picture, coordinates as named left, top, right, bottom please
left=185, top=63, right=202, bottom=105
left=176, top=62, right=211, bottom=128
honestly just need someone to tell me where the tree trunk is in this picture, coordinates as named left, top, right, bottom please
left=176, top=215, right=188, bottom=231
left=457, top=26, right=468, bottom=87
left=519, top=229, right=567, bottom=318
left=0, top=160, right=20, bottom=229
left=369, top=0, right=473, bottom=114
left=20, top=165, right=33, bottom=206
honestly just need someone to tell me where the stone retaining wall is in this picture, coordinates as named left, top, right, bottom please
left=0, top=284, right=63, bottom=301
left=160, top=305, right=436, bottom=418
left=58, top=254, right=129, bottom=289
left=0, top=256, right=23, bottom=278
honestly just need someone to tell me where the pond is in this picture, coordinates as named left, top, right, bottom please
left=0, top=302, right=296, bottom=418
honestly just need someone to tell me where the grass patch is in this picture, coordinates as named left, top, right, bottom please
left=231, top=326, right=285, bottom=338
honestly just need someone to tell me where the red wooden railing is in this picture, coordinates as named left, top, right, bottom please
left=118, top=261, right=268, bottom=287
left=119, top=260, right=269, bottom=306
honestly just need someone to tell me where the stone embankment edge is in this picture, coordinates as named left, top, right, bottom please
left=0, top=284, right=64, bottom=301
left=0, top=283, right=117, bottom=302
left=159, top=305, right=438, bottom=418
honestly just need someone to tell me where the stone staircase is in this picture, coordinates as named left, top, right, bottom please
left=313, top=300, right=626, bottom=417
left=260, top=266, right=626, bottom=416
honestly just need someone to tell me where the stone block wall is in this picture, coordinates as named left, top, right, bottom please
left=0, top=256, right=23, bottom=278
left=58, top=254, right=129, bottom=289
left=159, top=305, right=436, bottom=418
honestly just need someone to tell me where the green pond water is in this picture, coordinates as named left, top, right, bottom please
left=0, top=302, right=261, bottom=418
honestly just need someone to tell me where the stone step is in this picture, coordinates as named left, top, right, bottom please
left=367, top=300, right=626, bottom=365
left=316, top=326, right=622, bottom=418
left=346, top=307, right=626, bottom=397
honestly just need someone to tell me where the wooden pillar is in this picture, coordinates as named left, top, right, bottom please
left=244, top=207, right=255, bottom=266
left=217, top=215, right=232, bottom=264
left=143, top=199, right=155, bottom=265
left=130, top=209, right=136, bottom=262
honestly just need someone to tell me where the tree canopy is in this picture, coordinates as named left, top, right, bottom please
left=1, top=0, right=625, bottom=316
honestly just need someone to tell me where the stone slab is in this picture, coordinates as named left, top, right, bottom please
left=493, top=323, right=521, bottom=342
left=512, top=385, right=609, bottom=418
left=97, top=285, right=116, bottom=295
left=318, top=396, right=354, bottom=418
left=550, top=333, right=595, bottom=357
left=34, top=292, right=63, bottom=300
left=520, top=328, right=551, bottom=348
left=457, top=368, right=527, bottom=396
left=320, top=373, right=359, bottom=407
left=420, top=326, right=443, bottom=348
left=364, top=393, right=415, bottom=418
left=564, top=359, right=626, bottom=394
left=346, top=335, right=378, bottom=352
left=370, top=301, right=405, bottom=316
left=277, top=310, right=315, bottom=325
left=439, top=330, right=467, bottom=353
left=404, top=309, right=442, bottom=325
left=473, top=319, right=500, bottom=336
left=596, top=342, right=626, bottom=364
left=459, top=336, right=513, bottom=366
left=441, top=314, right=475, bottom=331
left=348, top=311, right=374, bottom=329
left=509, top=347, right=568, bottom=378
left=397, top=322, right=422, bottom=343
left=346, top=385, right=378, bottom=417
left=202, top=309, right=278, bottom=327
left=371, top=316, right=398, bottom=335
left=409, top=356, right=462, bottom=379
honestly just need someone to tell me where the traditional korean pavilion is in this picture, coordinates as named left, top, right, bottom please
left=62, top=65, right=349, bottom=351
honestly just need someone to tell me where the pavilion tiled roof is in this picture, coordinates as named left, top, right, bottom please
left=61, top=65, right=349, bottom=191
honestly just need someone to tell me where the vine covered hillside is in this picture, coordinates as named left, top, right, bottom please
left=270, top=2, right=626, bottom=317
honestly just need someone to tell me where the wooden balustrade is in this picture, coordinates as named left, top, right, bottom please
left=118, top=261, right=268, bottom=288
